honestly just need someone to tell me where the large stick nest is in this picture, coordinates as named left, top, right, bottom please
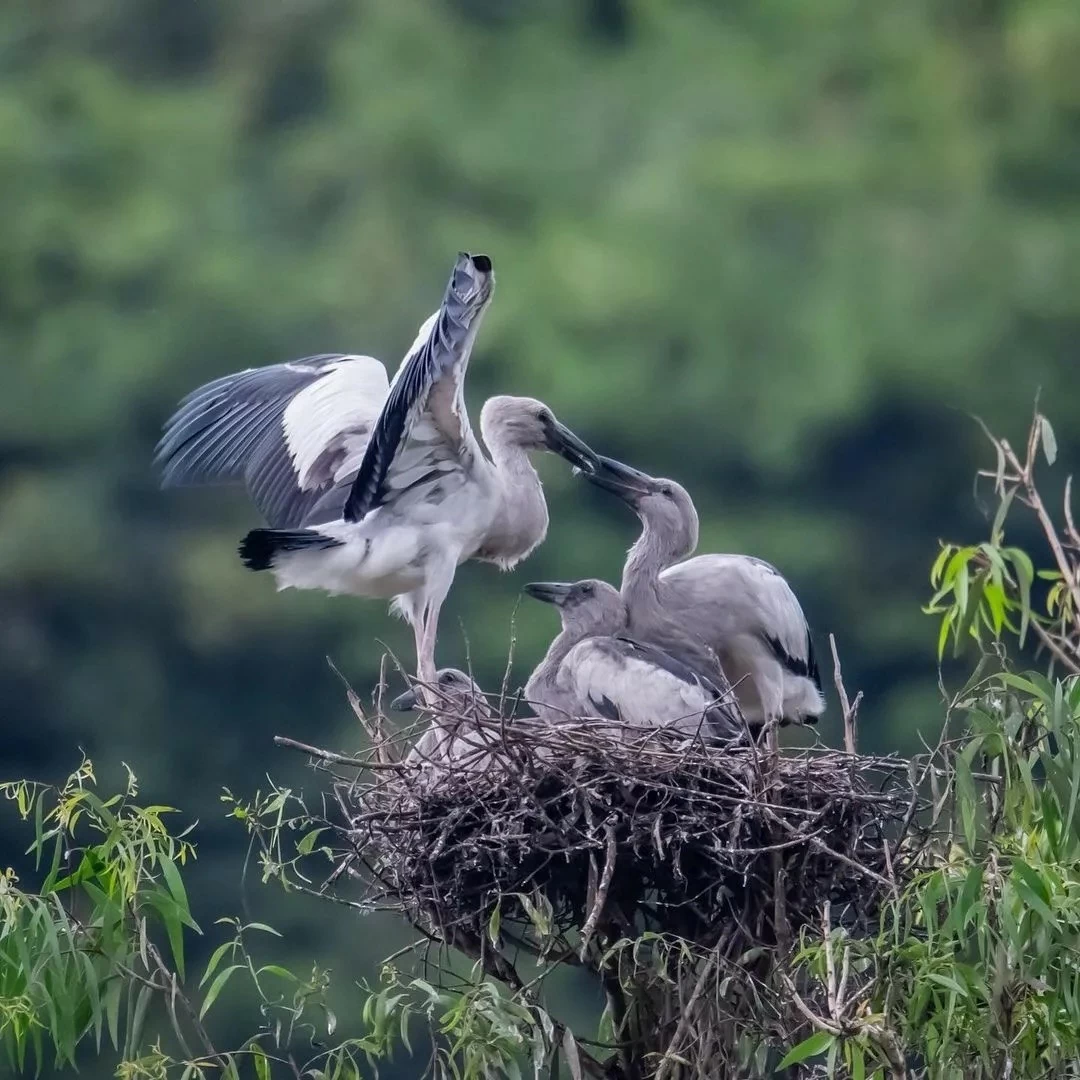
left=318, top=706, right=924, bottom=955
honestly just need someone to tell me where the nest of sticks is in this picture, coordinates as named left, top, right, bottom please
left=282, top=680, right=926, bottom=962
left=272, top=662, right=938, bottom=1077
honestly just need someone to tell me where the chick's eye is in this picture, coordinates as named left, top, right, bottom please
left=661, top=485, right=674, bottom=498
left=537, top=409, right=552, bottom=424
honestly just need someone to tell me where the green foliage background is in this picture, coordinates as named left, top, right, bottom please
left=1, top=0, right=1077, bottom=1073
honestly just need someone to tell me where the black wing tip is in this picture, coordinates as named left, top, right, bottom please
left=239, top=528, right=342, bottom=571
left=764, top=630, right=822, bottom=690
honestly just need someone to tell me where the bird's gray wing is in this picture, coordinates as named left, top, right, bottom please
left=565, top=636, right=740, bottom=737
left=343, top=302, right=484, bottom=524
left=156, top=354, right=389, bottom=528
left=613, top=637, right=743, bottom=738
left=661, top=553, right=820, bottom=692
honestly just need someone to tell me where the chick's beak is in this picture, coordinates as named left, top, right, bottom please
left=545, top=419, right=600, bottom=474
left=583, top=454, right=657, bottom=501
left=523, top=581, right=574, bottom=606
left=390, top=686, right=421, bottom=712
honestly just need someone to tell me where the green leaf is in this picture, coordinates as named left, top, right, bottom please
left=256, top=965, right=297, bottom=982
left=562, top=1027, right=583, bottom=1080
left=145, top=893, right=187, bottom=981
left=1040, top=415, right=1058, bottom=465
left=1013, top=859, right=1051, bottom=904
left=104, top=977, right=123, bottom=1050
left=199, top=964, right=244, bottom=1020
left=253, top=1043, right=271, bottom=1080
left=129, top=983, right=154, bottom=1057
left=777, top=1030, right=834, bottom=1069
left=937, top=608, right=955, bottom=662
left=851, top=1041, right=866, bottom=1080
left=200, top=940, right=236, bottom=989
left=242, top=922, right=282, bottom=937
left=956, top=752, right=977, bottom=851
left=927, top=972, right=967, bottom=997
left=159, top=854, right=192, bottom=918
left=1006, top=548, right=1035, bottom=645
left=296, top=829, right=325, bottom=856
left=488, top=903, right=501, bottom=947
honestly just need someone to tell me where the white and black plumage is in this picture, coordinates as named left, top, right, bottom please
left=522, top=579, right=743, bottom=740
left=391, top=668, right=497, bottom=780
left=156, top=253, right=600, bottom=685
left=584, top=456, right=824, bottom=730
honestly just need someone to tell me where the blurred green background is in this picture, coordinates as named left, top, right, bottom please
left=2, top=0, right=1078, bottom=1072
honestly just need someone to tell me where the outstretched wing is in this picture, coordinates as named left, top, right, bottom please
left=156, top=354, right=389, bottom=528
left=343, top=254, right=492, bottom=524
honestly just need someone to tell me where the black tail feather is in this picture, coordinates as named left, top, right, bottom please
left=239, top=528, right=343, bottom=571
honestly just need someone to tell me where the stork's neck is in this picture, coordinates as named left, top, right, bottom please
left=524, top=624, right=579, bottom=706
left=479, top=436, right=548, bottom=569
left=621, top=519, right=673, bottom=617
left=621, top=521, right=723, bottom=679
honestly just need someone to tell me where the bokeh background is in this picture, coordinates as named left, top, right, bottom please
left=2, top=0, right=1078, bottom=1073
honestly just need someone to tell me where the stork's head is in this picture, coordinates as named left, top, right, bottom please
left=523, top=578, right=626, bottom=636
left=480, top=397, right=600, bottom=474
left=391, top=667, right=491, bottom=716
left=584, top=456, right=699, bottom=561
left=445, top=252, right=495, bottom=325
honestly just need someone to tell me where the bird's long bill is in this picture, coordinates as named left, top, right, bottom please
left=390, top=686, right=421, bottom=712
left=444, top=252, right=495, bottom=325
left=544, top=419, right=602, bottom=474
left=523, top=581, right=574, bottom=606
left=584, top=454, right=657, bottom=500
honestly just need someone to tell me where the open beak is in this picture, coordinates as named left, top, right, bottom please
left=523, top=581, right=574, bottom=606
left=390, top=685, right=421, bottom=712
left=446, top=252, right=494, bottom=316
left=583, top=454, right=657, bottom=501
left=544, top=419, right=601, bottom=474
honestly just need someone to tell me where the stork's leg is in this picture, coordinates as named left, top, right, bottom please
left=416, top=559, right=457, bottom=697
left=417, top=598, right=442, bottom=688
left=754, top=662, right=786, bottom=758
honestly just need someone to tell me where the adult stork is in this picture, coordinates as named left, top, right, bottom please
left=583, top=457, right=824, bottom=731
left=156, top=253, right=601, bottom=685
left=523, top=579, right=743, bottom=740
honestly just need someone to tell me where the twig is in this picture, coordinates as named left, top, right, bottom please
left=654, top=948, right=718, bottom=1080
left=830, top=634, right=863, bottom=756
left=273, top=736, right=403, bottom=770
left=579, top=822, right=618, bottom=960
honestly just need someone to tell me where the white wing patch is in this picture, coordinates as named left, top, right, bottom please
left=283, top=356, right=389, bottom=490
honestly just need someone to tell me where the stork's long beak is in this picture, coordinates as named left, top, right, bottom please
left=390, top=686, right=421, bottom=712
left=583, top=455, right=657, bottom=500
left=523, top=581, right=574, bottom=606
left=544, top=419, right=601, bottom=474
left=445, top=252, right=494, bottom=319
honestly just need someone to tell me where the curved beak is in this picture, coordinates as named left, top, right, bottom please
left=523, top=581, right=574, bottom=606
left=543, top=418, right=601, bottom=474
left=583, top=455, right=657, bottom=501
left=390, top=685, right=421, bottom=712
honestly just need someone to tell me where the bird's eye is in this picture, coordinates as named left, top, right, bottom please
left=438, top=672, right=454, bottom=685
left=537, top=409, right=553, bottom=424
left=581, top=584, right=594, bottom=596
left=660, top=484, right=675, bottom=499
